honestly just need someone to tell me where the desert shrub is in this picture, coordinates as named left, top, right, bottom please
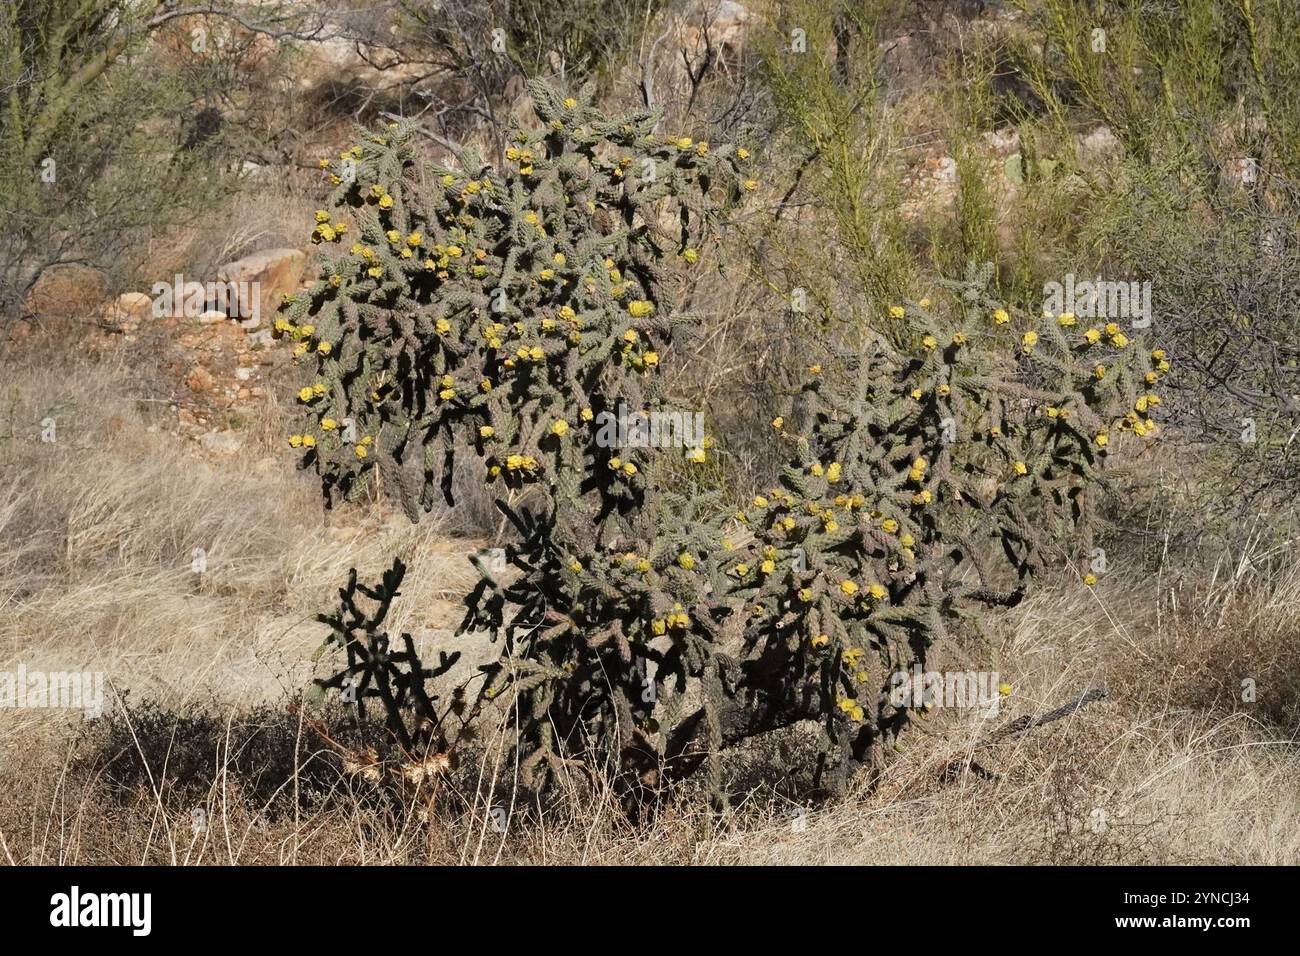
left=995, top=1, right=1300, bottom=525
left=289, top=82, right=1159, bottom=806
left=80, top=700, right=354, bottom=818
left=0, top=0, right=244, bottom=319
left=754, top=0, right=914, bottom=314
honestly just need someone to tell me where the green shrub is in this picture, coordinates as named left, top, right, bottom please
left=0, top=0, right=237, bottom=318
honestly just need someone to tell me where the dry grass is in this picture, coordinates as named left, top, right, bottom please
left=0, top=342, right=1297, bottom=865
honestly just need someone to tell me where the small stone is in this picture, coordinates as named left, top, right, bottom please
left=199, top=431, right=243, bottom=456
left=185, top=367, right=214, bottom=393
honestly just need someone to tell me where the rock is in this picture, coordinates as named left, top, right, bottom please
left=235, top=366, right=254, bottom=382
left=199, top=431, right=243, bottom=456
left=983, top=128, right=1021, bottom=157
left=198, top=309, right=227, bottom=325
left=297, top=35, right=430, bottom=92
left=880, top=34, right=930, bottom=102
left=1076, top=125, right=1122, bottom=165
left=214, top=248, right=305, bottom=323
left=185, top=366, right=214, bottom=393
left=1222, top=154, right=1260, bottom=189
left=25, top=264, right=110, bottom=320
left=680, top=0, right=749, bottom=55
left=660, top=1, right=750, bottom=103
left=245, top=329, right=273, bottom=349
left=116, top=292, right=155, bottom=319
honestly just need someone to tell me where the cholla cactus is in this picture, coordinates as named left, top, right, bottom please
left=299, top=84, right=1162, bottom=804
left=296, top=80, right=754, bottom=797
left=726, top=262, right=1164, bottom=788
left=279, top=80, right=745, bottom=523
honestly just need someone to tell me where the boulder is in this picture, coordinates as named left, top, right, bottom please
left=1076, top=125, right=1122, bottom=166
left=116, top=292, right=155, bottom=319
left=214, top=248, right=305, bottom=323
left=25, top=264, right=111, bottom=321
left=659, top=1, right=751, bottom=105
left=680, top=0, right=749, bottom=58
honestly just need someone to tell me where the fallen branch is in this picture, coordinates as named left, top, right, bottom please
left=942, top=686, right=1110, bottom=782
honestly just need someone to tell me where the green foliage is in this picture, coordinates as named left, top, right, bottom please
left=0, top=0, right=233, bottom=316
left=754, top=0, right=914, bottom=318
left=1013, top=0, right=1300, bottom=179
left=303, top=82, right=1154, bottom=805
left=995, top=1, right=1300, bottom=521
